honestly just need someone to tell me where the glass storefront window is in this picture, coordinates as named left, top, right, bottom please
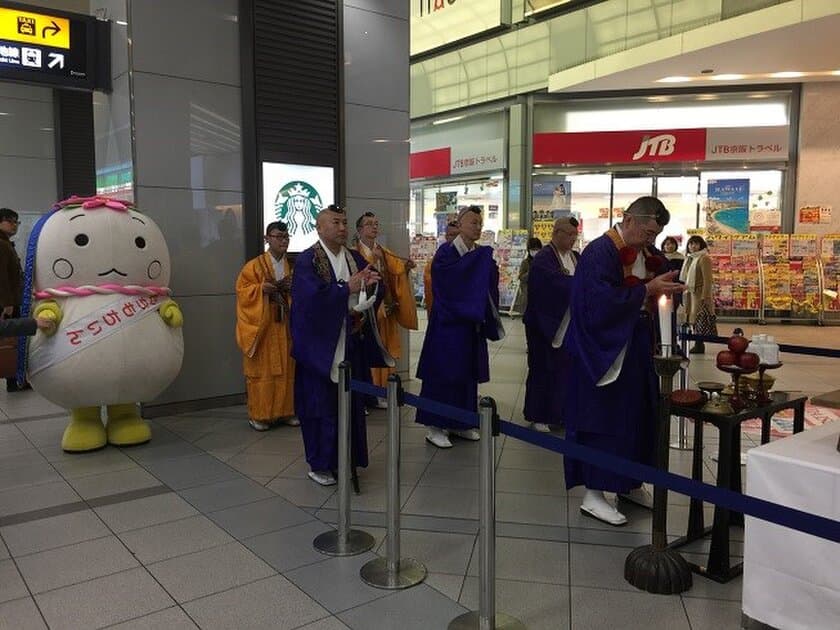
left=700, top=170, right=783, bottom=234
left=410, top=177, right=506, bottom=240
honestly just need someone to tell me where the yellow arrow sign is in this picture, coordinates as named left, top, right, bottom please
left=0, top=7, right=70, bottom=50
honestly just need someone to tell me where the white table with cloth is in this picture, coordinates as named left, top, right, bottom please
left=743, top=421, right=840, bottom=630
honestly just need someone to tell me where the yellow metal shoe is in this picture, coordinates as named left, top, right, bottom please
left=106, top=404, right=151, bottom=446
left=62, top=407, right=107, bottom=453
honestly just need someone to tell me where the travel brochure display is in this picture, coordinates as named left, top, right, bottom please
left=820, top=234, right=840, bottom=315
left=409, top=235, right=437, bottom=304
left=762, top=234, right=793, bottom=312
left=494, top=229, right=528, bottom=312
left=707, top=234, right=761, bottom=313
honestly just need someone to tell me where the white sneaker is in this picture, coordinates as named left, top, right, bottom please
left=249, top=419, right=271, bottom=432
left=374, top=397, right=388, bottom=409
left=580, top=490, right=627, bottom=526
left=307, top=471, right=336, bottom=486
left=619, top=486, right=653, bottom=510
left=453, top=428, right=480, bottom=441
left=425, top=428, right=452, bottom=448
left=531, top=422, right=551, bottom=433
left=281, top=416, right=301, bottom=427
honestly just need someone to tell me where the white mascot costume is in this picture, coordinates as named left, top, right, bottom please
left=22, top=196, right=184, bottom=452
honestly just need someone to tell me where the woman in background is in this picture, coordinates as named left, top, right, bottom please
left=680, top=235, right=716, bottom=354
left=661, top=236, right=685, bottom=274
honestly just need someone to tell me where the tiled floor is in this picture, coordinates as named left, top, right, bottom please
left=0, top=315, right=836, bottom=629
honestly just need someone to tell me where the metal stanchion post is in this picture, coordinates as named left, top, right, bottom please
left=449, top=398, right=525, bottom=630
left=671, top=323, right=693, bottom=451
left=360, top=374, right=427, bottom=589
left=624, top=352, right=692, bottom=594
left=313, top=361, right=375, bottom=556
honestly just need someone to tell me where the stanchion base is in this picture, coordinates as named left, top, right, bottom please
left=669, top=440, right=694, bottom=451
left=624, top=545, right=693, bottom=594
left=359, top=556, right=427, bottom=590
left=448, top=612, right=526, bottom=630
left=313, top=529, right=375, bottom=556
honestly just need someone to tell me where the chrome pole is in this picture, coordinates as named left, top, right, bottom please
left=360, top=375, right=427, bottom=589
left=671, top=323, right=693, bottom=451
left=313, top=361, right=375, bottom=556
left=449, top=398, right=524, bottom=630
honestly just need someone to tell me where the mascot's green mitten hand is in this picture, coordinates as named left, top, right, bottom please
left=159, top=299, right=184, bottom=328
left=33, top=301, right=63, bottom=336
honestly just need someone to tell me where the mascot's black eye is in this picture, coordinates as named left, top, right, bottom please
left=74, top=234, right=89, bottom=246
left=135, top=237, right=146, bottom=249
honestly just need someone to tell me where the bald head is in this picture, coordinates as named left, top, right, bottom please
left=316, top=204, right=348, bottom=253
left=552, top=216, right=579, bottom=252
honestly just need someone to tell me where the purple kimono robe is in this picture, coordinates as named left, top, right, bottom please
left=522, top=245, right=578, bottom=425
left=562, top=233, right=659, bottom=493
left=290, top=245, right=386, bottom=472
left=415, top=242, right=502, bottom=431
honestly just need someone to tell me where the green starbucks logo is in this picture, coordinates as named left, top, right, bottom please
left=273, top=181, right=324, bottom=237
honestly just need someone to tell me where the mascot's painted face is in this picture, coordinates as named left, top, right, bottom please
left=34, top=207, right=171, bottom=290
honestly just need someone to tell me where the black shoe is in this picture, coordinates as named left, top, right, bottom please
left=689, top=342, right=705, bottom=354
left=6, top=381, right=32, bottom=392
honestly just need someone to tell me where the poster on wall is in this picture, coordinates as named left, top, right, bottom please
left=262, top=162, right=334, bottom=253
left=705, top=179, right=750, bottom=234
left=531, top=178, right=571, bottom=223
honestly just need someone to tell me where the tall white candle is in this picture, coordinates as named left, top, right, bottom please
left=658, top=294, right=672, bottom=350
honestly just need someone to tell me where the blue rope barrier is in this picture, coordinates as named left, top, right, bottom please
left=347, top=379, right=840, bottom=545
left=350, top=380, right=386, bottom=399
left=679, top=332, right=840, bottom=359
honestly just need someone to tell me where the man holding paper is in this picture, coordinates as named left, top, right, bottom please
left=522, top=217, right=579, bottom=433
left=562, top=196, right=683, bottom=525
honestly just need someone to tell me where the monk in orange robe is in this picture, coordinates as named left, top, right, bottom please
left=354, top=211, right=418, bottom=406
left=424, top=220, right=459, bottom=314
left=235, top=221, right=297, bottom=431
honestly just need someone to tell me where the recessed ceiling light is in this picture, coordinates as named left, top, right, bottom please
left=432, top=115, right=465, bottom=126
left=831, top=70, right=840, bottom=76
left=696, top=94, right=720, bottom=101
left=710, top=74, right=745, bottom=81
left=770, top=71, right=804, bottom=78
left=748, top=94, right=771, bottom=99
left=647, top=96, right=672, bottom=103
left=656, top=76, right=692, bottom=83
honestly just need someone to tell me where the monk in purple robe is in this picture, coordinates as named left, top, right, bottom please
left=415, top=206, right=504, bottom=449
left=522, top=217, right=580, bottom=433
left=290, top=205, right=393, bottom=486
left=563, top=196, right=684, bottom=525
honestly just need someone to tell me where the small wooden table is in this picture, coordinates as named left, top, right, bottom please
left=667, top=391, right=807, bottom=583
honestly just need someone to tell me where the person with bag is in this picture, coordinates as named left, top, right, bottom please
left=680, top=235, right=717, bottom=353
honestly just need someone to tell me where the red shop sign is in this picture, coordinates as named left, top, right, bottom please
left=533, top=129, right=707, bottom=165
left=410, top=147, right=451, bottom=179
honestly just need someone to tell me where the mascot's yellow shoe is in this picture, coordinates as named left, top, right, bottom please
left=62, top=407, right=107, bottom=452
left=106, top=404, right=152, bottom=446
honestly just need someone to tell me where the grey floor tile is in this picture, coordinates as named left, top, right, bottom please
left=402, top=485, right=480, bottom=520
left=285, top=553, right=391, bottom=613
left=16, top=535, right=138, bottom=594
left=679, top=553, right=743, bottom=602
left=417, top=464, right=479, bottom=490
left=265, top=476, right=336, bottom=509
left=0, top=596, right=48, bottom=629
left=225, top=451, right=300, bottom=479
left=50, top=448, right=139, bottom=479
left=139, top=454, right=241, bottom=490
left=497, top=491, right=566, bottom=526
left=569, top=543, right=640, bottom=592
left=207, top=496, right=314, bottom=539
left=0, top=479, right=80, bottom=517
left=321, top=484, right=413, bottom=513
left=496, top=467, right=567, bottom=496
left=0, top=537, right=8, bottom=559
left=119, top=514, right=233, bottom=564
left=682, top=596, right=744, bottom=629
left=0, top=462, right=61, bottom=492
left=177, top=476, right=275, bottom=513
left=182, top=574, right=329, bottom=630
left=498, top=447, right=565, bottom=471
left=570, top=586, right=690, bottom=630
left=460, top=577, right=571, bottom=630
left=424, top=572, right=465, bottom=601
left=94, top=492, right=198, bottom=533
left=568, top=526, right=652, bottom=550
left=294, top=618, right=351, bottom=630
left=191, top=429, right=264, bottom=455
left=66, top=467, right=162, bottom=500
left=147, top=541, right=275, bottom=603
left=242, top=520, right=335, bottom=573
left=124, top=437, right=203, bottom=463
left=337, top=584, right=468, bottom=630
left=467, top=537, right=569, bottom=584
left=237, top=433, right=304, bottom=455
left=0, top=559, right=29, bottom=603
left=34, top=567, right=174, bottom=630
left=1, top=509, right=110, bottom=557
left=392, top=529, right=476, bottom=575
left=107, top=606, right=199, bottom=629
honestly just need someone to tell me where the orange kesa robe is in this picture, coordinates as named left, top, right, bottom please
left=235, top=253, right=295, bottom=423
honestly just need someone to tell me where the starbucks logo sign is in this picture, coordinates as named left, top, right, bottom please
left=273, top=181, right=324, bottom=238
